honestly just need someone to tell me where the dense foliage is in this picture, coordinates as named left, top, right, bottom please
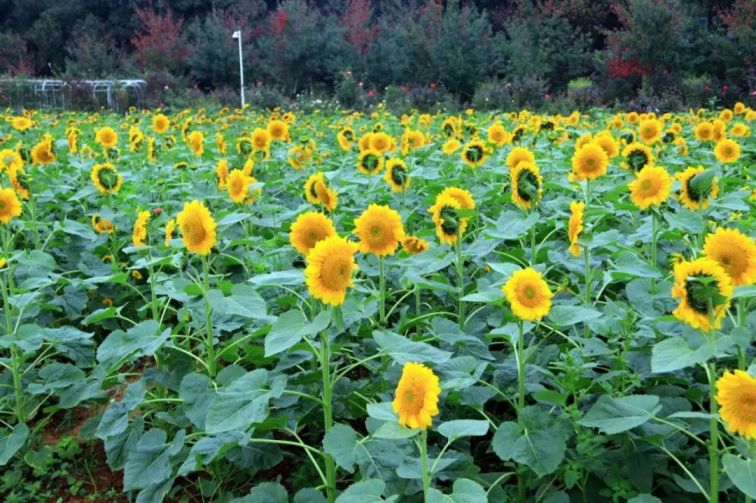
left=0, top=103, right=754, bottom=502
left=0, top=0, right=754, bottom=109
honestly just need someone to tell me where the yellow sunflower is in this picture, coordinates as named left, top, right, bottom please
left=638, top=118, right=663, bottom=144
left=620, top=142, right=654, bottom=171
left=356, top=149, right=384, bottom=175
left=369, top=132, right=393, bottom=154
left=714, top=139, right=740, bottom=164
left=694, top=122, right=713, bottom=142
left=438, top=187, right=475, bottom=210
left=0, top=188, right=23, bottom=224
left=165, top=219, right=175, bottom=247
left=568, top=200, right=585, bottom=257
left=510, top=162, right=543, bottom=210
left=10, top=116, right=33, bottom=131
left=461, top=140, right=488, bottom=168
left=187, top=131, right=205, bottom=156
left=226, top=169, right=253, bottom=204
left=131, top=210, right=150, bottom=247
left=216, top=159, right=229, bottom=189
left=8, top=165, right=30, bottom=200
left=251, top=128, right=271, bottom=152
left=95, top=127, right=118, bottom=149
left=502, top=267, right=553, bottom=321
left=442, top=138, right=461, bottom=155
left=304, top=172, right=338, bottom=212
left=392, top=362, right=441, bottom=430
left=288, top=145, right=313, bottom=170
left=290, top=211, right=337, bottom=256
left=337, top=127, right=354, bottom=151
left=670, top=258, right=733, bottom=332
left=353, top=204, right=405, bottom=256
left=594, top=132, right=619, bottom=158
left=401, top=129, right=425, bottom=155
left=429, top=194, right=466, bottom=245
left=506, top=146, right=535, bottom=171
left=571, top=142, right=608, bottom=181
left=31, top=137, right=55, bottom=165
left=628, top=165, right=671, bottom=210
left=730, top=123, right=750, bottom=138
left=384, top=158, right=410, bottom=192
left=716, top=370, right=756, bottom=440
left=177, top=200, right=218, bottom=255
left=702, top=227, right=756, bottom=286
left=152, top=113, right=170, bottom=134
left=215, top=133, right=227, bottom=154
left=677, top=167, right=719, bottom=210
left=487, top=123, right=510, bottom=147
left=91, top=214, right=115, bottom=235
left=304, top=234, right=359, bottom=306
left=0, top=149, right=23, bottom=172
left=402, top=236, right=429, bottom=255
left=267, top=119, right=289, bottom=141
left=90, top=163, right=123, bottom=195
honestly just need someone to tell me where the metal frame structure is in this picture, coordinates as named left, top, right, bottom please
left=0, top=79, right=147, bottom=110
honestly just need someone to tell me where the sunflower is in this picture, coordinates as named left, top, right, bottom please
left=638, top=118, right=663, bottom=144
left=438, top=187, right=475, bottom=210
left=130, top=210, right=150, bottom=247
left=441, top=117, right=460, bottom=138
left=165, top=219, right=175, bottom=247
left=31, top=137, right=55, bottom=165
left=628, top=165, right=671, bottom=210
left=0, top=149, right=22, bottom=172
left=369, top=132, right=393, bottom=154
left=712, top=120, right=726, bottom=142
left=576, top=133, right=593, bottom=150
left=734, top=102, right=746, bottom=114
left=10, top=116, right=33, bottom=131
left=401, top=129, right=425, bottom=155
left=288, top=145, right=313, bottom=170
left=95, top=127, right=118, bottom=149
left=290, top=211, right=337, bottom=256
left=251, top=128, right=271, bottom=152
left=429, top=194, right=466, bottom=245
left=506, top=146, right=535, bottom=171
left=267, top=120, right=289, bottom=141
left=392, top=362, right=441, bottom=430
left=129, top=126, right=144, bottom=152
left=216, top=159, right=229, bottom=189
left=8, top=165, right=30, bottom=200
left=702, top=227, right=756, bottom=286
left=461, top=140, right=488, bottom=168
left=730, top=123, right=750, bottom=138
left=510, top=161, right=543, bottom=210
left=91, top=214, right=115, bottom=234
left=402, top=236, right=429, bottom=255
left=694, top=122, right=713, bottom=142
left=384, top=158, right=410, bottom=192
left=177, top=200, right=217, bottom=256
left=714, top=139, right=740, bottom=164
left=677, top=167, right=719, bottom=210
left=716, top=370, right=756, bottom=440
left=304, top=172, right=338, bottom=212
left=337, top=128, right=354, bottom=151
left=215, top=133, right=227, bottom=154
left=568, top=201, right=585, bottom=257
left=442, top=138, right=461, bottom=155
left=304, top=234, right=359, bottom=306
left=91, top=163, right=123, bottom=195
left=187, top=131, right=204, bottom=156
left=237, top=137, right=253, bottom=156
left=356, top=149, right=384, bottom=176
left=620, top=142, right=654, bottom=171
left=487, top=123, right=510, bottom=147
left=152, top=114, right=170, bottom=134
left=353, top=204, right=405, bottom=256
left=226, top=169, right=253, bottom=204
left=594, top=132, right=619, bottom=158
left=571, top=142, right=608, bottom=181
left=502, top=267, right=553, bottom=321
left=670, top=258, right=733, bottom=332
left=0, top=188, right=22, bottom=224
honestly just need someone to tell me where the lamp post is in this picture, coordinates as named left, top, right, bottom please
left=232, top=30, right=245, bottom=108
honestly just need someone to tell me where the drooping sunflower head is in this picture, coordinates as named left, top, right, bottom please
left=510, top=161, right=543, bottom=210
left=571, top=142, right=608, bottom=181
left=289, top=211, right=337, bottom=256
left=227, top=169, right=253, bottom=204
left=337, top=128, right=354, bottom=151
left=304, top=234, right=359, bottom=306
left=620, top=142, right=654, bottom=171
left=304, top=172, right=325, bottom=205
left=638, top=118, right=663, bottom=144
left=401, top=129, right=425, bottom=154
left=429, top=194, right=466, bottom=245
left=216, top=159, right=229, bottom=189
left=716, top=369, right=756, bottom=440
left=267, top=119, right=289, bottom=141
left=353, top=204, right=405, bottom=256
left=502, top=267, right=553, bottom=321
left=703, top=227, right=756, bottom=286
left=288, top=145, right=313, bottom=170
left=177, top=200, right=218, bottom=256
left=712, top=119, right=726, bottom=142
left=132, top=210, right=150, bottom=247
left=91, top=163, right=123, bottom=195
left=628, top=165, right=672, bottom=210
left=677, top=166, right=719, bottom=210
left=8, top=165, right=30, bottom=200
left=567, top=200, right=585, bottom=257
left=31, top=138, right=55, bottom=165
left=384, top=158, right=411, bottom=192
left=402, top=236, right=429, bottom=255
left=670, top=258, right=733, bottom=332
left=215, top=133, right=227, bottom=154
left=392, top=362, right=441, bottom=430
left=506, top=146, right=535, bottom=171
left=91, top=214, right=115, bottom=235
left=164, top=219, right=175, bottom=247
left=96, top=127, right=118, bottom=149
left=714, top=138, right=740, bottom=164
left=0, top=188, right=23, bottom=224
left=187, top=131, right=205, bottom=156
left=461, top=140, right=488, bottom=168
left=357, top=149, right=385, bottom=176
left=152, top=113, right=170, bottom=134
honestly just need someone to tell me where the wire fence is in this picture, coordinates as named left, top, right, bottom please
left=0, top=79, right=147, bottom=112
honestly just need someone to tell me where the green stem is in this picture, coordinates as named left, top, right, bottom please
left=707, top=361, right=719, bottom=503
left=378, top=256, right=386, bottom=326
left=419, top=429, right=431, bottom=502
left=516, top=320, right=526, bottom=503
left=201, top=255, right=216, bottom=378
left=320, top=327, right=336, bottom=503
left=455, top=228, right=465, bottom=330
left=1, top=229, right=24, bottom=424
left=650, top=211, right=658, bottom=269
left=529, top=219, right=536, bottom=265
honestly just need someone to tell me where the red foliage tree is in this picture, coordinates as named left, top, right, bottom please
left=131, top=7, right=188, bottom=72
left=342, top=0, right=376, bottom=55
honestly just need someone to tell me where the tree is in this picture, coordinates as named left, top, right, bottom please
left=131, top=7, right=189, bottom=74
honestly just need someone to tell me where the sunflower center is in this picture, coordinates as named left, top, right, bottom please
left=440, top=206, right=459, bottom=236
left=641, top=179, right=653, bottom=191
left=516, top=170, right=539, bottom=203
left=184, top=220, right=207, bottom=245
left=363, top=155, right=379, bottom=173
left=402, top=385, right=423, bottom=413
left=321, top=256, right=352, bottom=290
left=628, top=151, right=647, bottom=171
left=684, top=274, right=724, bottom=314
left=465, top=145, right=483, bottom=163
left=391, top=167, right=407, bottom=186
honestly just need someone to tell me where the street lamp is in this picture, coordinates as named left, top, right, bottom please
left=232, top=30, right=245, bottom=108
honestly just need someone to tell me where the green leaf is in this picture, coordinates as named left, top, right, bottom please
left=611, top=251, right=661, bottom=279
left=438, top=420, right=489, bottom=440
left=547, top=305, right=602, bottom=326
left=723, top=454, right=756, bottom=498
left=427, top=479, right=488, bottom=503
left=0, top=424, right=29, bottom=465
left=96, top=320, right=170, bottom=369
left=335, top=479, right=397, bottom=503
left=733, top=285, right=756, bottom=299
left=179, top=373, right=214, bottom=429
left=373, top=330, right=452, bottom=365
left=178, top=431, right=245, bottom=476
left=487, top=211, right=538, bottom=240
left=205, top=370, right=286, bottom=434
left=578, top=395, right=661, bottom=434
left=245, top=482, right=288, bottom=503
left=294, top=489, right=327, bottom=503
left=651, top=336, right=715, bottom=373
left=265, top=309, right=331, bottom=357
left=627, top=496, right=663, bottom=503
left=323, top=424, right=358, bottom=473
left=206, top=284, right=269, bottom=320
left=372, top=421, right=420, bottom=440
left=250, top=270, right=304, bottom=286
left=664, top=209, right=705, bottom=234
left=123, top=429, right=185, bottom=491
left=366, top=402, right=397, bottom=422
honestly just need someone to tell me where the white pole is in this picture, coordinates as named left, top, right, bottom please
left=233, top=30, right=245, bottom=108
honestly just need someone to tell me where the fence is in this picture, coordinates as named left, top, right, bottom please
left=0, top=79, right=147, bottom=112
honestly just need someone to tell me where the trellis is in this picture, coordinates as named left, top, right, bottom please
left=0, top=79, right=147, bottom=111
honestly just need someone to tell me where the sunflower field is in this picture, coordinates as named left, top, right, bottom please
left=0, top=104, right=754, bottom=503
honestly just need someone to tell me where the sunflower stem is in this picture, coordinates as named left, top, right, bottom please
left=529, top=219, right=537, bottom=266
left=320, top=324, right=337, bottom=503
left=201, top=255, right=216, bottom=378
left=378, top=256, right=386, bottom=326
left=516, top=320, right=527, bottom=503
left=455, top=228, right=465, bottom=330
left=1, top=227, right=24, bottom=424
left=737, top=300, right=747, bottom=370
left=419, top=428, right=431, bottom=502
left=650, top=210, right=658, bottom=294
left=706, top=360, right=719, bottom=503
